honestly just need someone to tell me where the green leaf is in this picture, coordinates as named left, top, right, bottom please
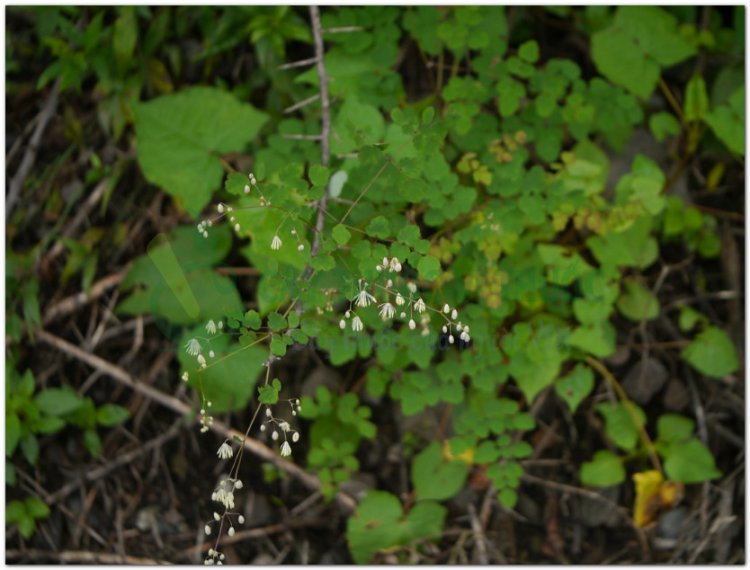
left=649, top=112, right=681, bottom=142
left=95, top=404, right=130, bottom=427
left=682, top=326, right=739, bottom=378
left=346, top=490, right=446, bottom=564
left=332, top=224, right=352, bottom=245
left=6, top=500, right=25, bottom=524
left=309, top=164, right=330, bottom=186
left=267, top=312, right=287, bottom=332
left=21, top=433, right=39, bottom=465
left=518, top=40, right=539, bottom=63
left=591, top=7, right=695, bottom=99
left=113, top=7, right=137, bottom=70
left=684, top=75, right=709, bottom=122
left=17, top=514, right=36, bottom=539
left=498, top=487, right=518, bottom=509
left=616, top=280, right=659, bottom=321
left=704, top=86, right=744, bottom=154
left=35, top=387, right=84, bottom=416
left=497, top=75, right=525, bottom=117
left=134, top=87, right=269, bottom=216
left=25, top=496, right=50, bottom=519
left=595, top=401, right=646, bottom=451
left=258, top=379, right=281, bottom=405
left=6, top=413, right=21, bottom=457
left=244, top=309, right=262, bottom=330
left=567, top=322, right=616, bottom=358
left=366, top=216, right=391, bottom=239
left=656, top=414, right=695, bottom=444
left=555, top=364, right=594, bottom=413
left=663, top=439, right=721, bottom=484
left=580, top=450, right=626, bottom=487
left=412, top=442, right=470, bottom=502
left=84, top=429, right=102, bottom=457
left=417, top=255, right=441, bottom=281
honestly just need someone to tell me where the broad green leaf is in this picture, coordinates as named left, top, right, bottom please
left=6, top=500, right=25, bottom=523
left=95, top=404, right=130, bottom=427
left=346, top=490, right=446, bottom=564
left=591, top=7, right=695, bottom=99
left=595, top=401, right=646, bottom=451
left=555, top=364, right=594, bottom=413
left=704, top=86, right=744, bottom=154
left=25, top=496, right=50, bottom=519
left=663, top=439, right=721, bottom=483
left=35, top=387, right=84, bottom=416
left=21, top=433, right=39, bottom=465
left=567, top=322, right=616, bottom=357
left=84, top=429, right=102, bottom=457
left=616, top=280, right=659, bottom=321
left=6, top=413, right=21, bottom=457
left=656, top=414, right=694, bottom=444
left=134, top=87, right=269, bottom=216
left=682, top=326, right=739, bottom=378
left=649, top=112, right=680, bottom=141
left=580, top=450, right=626, bottom=487
left=412, top=442, right=470, bottom=502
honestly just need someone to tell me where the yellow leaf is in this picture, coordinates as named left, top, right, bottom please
left=632, top=470, right=685, bottom=527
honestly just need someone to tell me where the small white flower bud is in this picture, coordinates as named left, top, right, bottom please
left=214, top=512, right=220, bottom=521
left=205, top=525, right=212, bottom=536
left=451, top=309, right=458, bottom=320
left=345, top=310, right=351, bottom=319
left=238, top=515, right=245, bottom=524
left=339, top=319, right=346, bottom=329
left=443, top=304, right=450, bottom=314
left=228, top=526, right=235, bottom=537
left=209, top=350, right=215, bottom=358
left=400, top=312, right=406, bottom=318
left=376, top=265, right=382, bottom=272
left=272, top=430, right=279, bottom=441
left=234, top=223, right=240, bottom=232
left=266, top=408, right=272, bottom=417
left=234, top=480, right=243, bottom=489
left=217, top=204, right=225, bottom=213
left=409, top=319, right=416, bottom=330
left=449, top=334, right=455, bottom=344
left=297, top=244, right=304, bottom=251
left=442, top=326, right=448, bottom=334
left=292, top=432, right=300, bottom=443
left=260, top=424, right=266, bottom=432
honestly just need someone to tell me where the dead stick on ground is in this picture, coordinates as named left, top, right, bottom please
left=7, top=79, right=61, bottom=221
left=43, top=270, right=127, bottom=326
left=36, top=329, right=357, bottom=513
left=6, top=549, right=171, bottom=565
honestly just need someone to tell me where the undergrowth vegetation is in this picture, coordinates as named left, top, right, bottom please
left=6, top=5, right=745, bottom=564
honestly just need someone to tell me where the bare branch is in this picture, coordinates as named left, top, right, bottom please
left=323, top=26, right=365, bottom=34
left=7, top=78, right=61, bottom=220
left=284, top=93, right=321, bottom=114
left=277, top=56, right=318, bottom=70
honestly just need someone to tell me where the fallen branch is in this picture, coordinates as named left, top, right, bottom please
left=42, top=270, right=127, bottom=326
left=6, top=549, right=171, bottom=565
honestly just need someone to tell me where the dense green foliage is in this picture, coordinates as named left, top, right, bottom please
left=6, top=5, right=743, bottom=561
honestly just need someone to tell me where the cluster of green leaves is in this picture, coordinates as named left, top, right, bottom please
left=5, top=365, right=129, bottom=539
left=6, top=366, right=130, bottom=480
left=581, top=411, right=721, bottom=486
left=299, top=387, right=376, bottom=500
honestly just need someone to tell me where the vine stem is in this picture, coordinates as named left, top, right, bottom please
left=584, top=356, right=663, bottom=474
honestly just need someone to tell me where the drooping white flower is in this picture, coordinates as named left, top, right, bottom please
left=379, top=302, right=395, bottom=321
left=414, top=298, right=426, bottom=313
left=395, top=293, right=405, bottom=306
left=279, top=421, right=291, bottom=432
left=185, top=338, right=202, bottom=356
left=271, top=235, right=283, bottom=250
left=355, top=289, right=376, bottom=308
left=352, top=316, right=364, bottom=332
left=389, top=257, right=401, bottom=272
left=206, top=320, right=217, bottom=335
left=280, top=441, right=292, bottom=457
left=197, top=354, right=207, bottom=368
left=217, top=442, right=233, bottom=460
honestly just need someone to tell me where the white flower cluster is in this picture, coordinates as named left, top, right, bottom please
left=337, top=273, right=469, bottom=341
left=196, top=219, right=213, bottom=239
left=259, top=401, right=302, bottom=458
left=211, top=477, right=243, bottom=511
left=199, top=404, right=214, bottom=433
left=204, top=548, right=225, bottom=565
